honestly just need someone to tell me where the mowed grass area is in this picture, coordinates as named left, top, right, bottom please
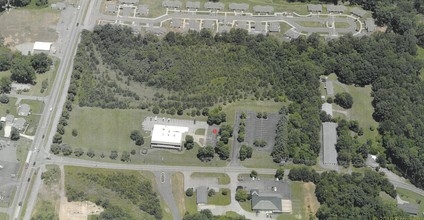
left=191, top=172, right=230, bottom=185
left=184, top=192, right=198, bottom=215
left=335, top=22, right=350, bottom=28
left=239, top=200, right=252, bottom=212
left=397, top=188, right=424, bottom=217
left=0, top=213, right=8, bottom=220
left=240, top=150, right=279, bottom=169
left=171, top=172, right=186, bottom=217
left=65, top=166, right=172, bottom=220
left=0, top=97, right=18, bottom=116
left=282, top=181, right=320, bottom=220
left=208, top=189, right=231, bottom=206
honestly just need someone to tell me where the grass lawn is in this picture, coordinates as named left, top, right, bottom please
left=290, top=181, right=320, bottom=220
left=0, top=97, right=18, bottom=116
left=195, top=128, right=205, bottom=135
left=184, top=193, right=197, bottom=215
left=397, top=188, right=424, bottom=217
left=221, top=99, right=284, bottom=125
left=335, top=22, right=350, bottom=28
left=379, top=191, right=396, bottom=204
left=297, top=21, right=325, bottom=28
left=171, top=172, right=186, bottom=217
left=191, top=172, right=230, bottom=185
left=65, top=166, right=172, bottom=220
left=208, top=189, right=231, bottom=206
left=0, top=213, right=8, bottom=220
left=239, top=200, right=252, bottom=212
left=240, top=150, right=279, bottom=169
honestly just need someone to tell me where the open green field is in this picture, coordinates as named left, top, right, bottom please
left=65, top=166, right=172, bottom=220
left=171, top=172, right=186, bottom=217
left=335, top=22, right=350, bottom=28
left=284, top=181, right=320, bottom=220
left=0, top=97, right=18, bottom=116
left=184, top=192, right=198, bottom=215
left=240, top=150, right=279, bottom=169
left=191, top=172, right=230, bottom=185
left=0, top=213, right=8, bottom=220
left=397, top=188, right=424, bottom=217
left=208, top=189, right=231, bottom=206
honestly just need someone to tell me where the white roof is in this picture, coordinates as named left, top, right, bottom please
left=33, top=42, right=52, bottom=51
left=151, top=124, right=189, bottom=145
left=321, top=103, right=333, bottom=117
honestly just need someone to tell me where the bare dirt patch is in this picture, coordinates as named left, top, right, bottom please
left=303, top=182, right=320, bottom=217
left=0, top=9, right=59, bottom=48
left=59, top=200, right=103, bottom=220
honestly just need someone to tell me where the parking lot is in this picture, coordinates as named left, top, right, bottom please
left=244, top=111, right=280, bottom=151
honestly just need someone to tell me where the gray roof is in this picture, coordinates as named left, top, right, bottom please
left=322, top=122, right=338, bottom=165
left=186, top=1, right=200, bottom=9
left=235, top=21, right=248, bottom=30
left=325, top=81, right=334, bottom=96
left=321, top=103, right=333, bottom=117
left=365, top=18, right=376, bottom=32
left=203, top=20, right=215, bottom=29
left=307, top=4, right=322, bottom=12
left=251, top=192, right=283, bottom=212
left=350, top=7, right=367, bottom=17
left=5, top=114, right=14, bottom=124
left=196, top=186, right=208, bottom=204
left=398, top=203, right=419, bottom=215
left=253, top=5, right=273, bottom=13
left=254, top=22, right=266, bottom=32
left=137, top=5, right=148, bottom=15
left=229, top=3, right=248, bottom=11
left=119, top=0, right=139, bottom=4
left=106, top=3, right=117, bottom=13
left=284, top=29, right=300, bottom=39
left=18, top=104, right=30, bottom=116
left=162, top=0, right=182, bottom=8
left=146, top=27, right=167, bottom=35
left=170, top=18, right=183, bottom=28
left=188, top=19, right=199, bottom=30
left=204, top=2, right=224, bottom=10
left=269, top=22, right=280, bottom=32
left=326, top=4, right=346, bottom=13
left=13, top=118, right=26, bottom=131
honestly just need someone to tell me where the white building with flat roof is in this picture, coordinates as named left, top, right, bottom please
left=33, top=42, right=52, bottom=54
left=151, top=124, right=189, bottom=150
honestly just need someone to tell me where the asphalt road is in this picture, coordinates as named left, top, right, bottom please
left=9, top=0, right=91, bottom=219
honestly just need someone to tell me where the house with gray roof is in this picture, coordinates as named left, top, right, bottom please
left=204, top=2, right=224, bottom=10
left=322, top=122, right=338, bottom=166
left=5, top=114, right=14, bottom=125
left=146, top=27, right=167, bottom=35
left=106, top=3, right=118, bottom=13
left=162, top=0, right=182, bottom=8
left=350, top=7, right=367, bottom=17
left=202, top=20, right=215, bottom=29
left=121, top=6, right=134, bottom=17
left=269, top=22, right=280, bottom=32
left=170, top=18, right=183, bottom=28
left=397, top=203, right=419, bottom=216
left=307, top=4, right=322, bottom=12
left=326, top=4, right=346, bottom=13
left=284, top=29, right=300, bottom=39
left=229, top=3, right=248, bottom=12
left=186, top=1, right=200, bottom=9
left=196, top=186, right=208, bottom=205
left=119, top=0, right=139, bottom=4
left=188, top=19, right=199, bottom=31
left=253, top=5, right=273, bottom=14
left=251, top=191, right=284, bottom=213
left=13, top=118, right=26, bottom=131
left=17, top=104, right=31, bottom=117
left=365, top=18, right=376, bottom=32
left=253, top=22, right=266, bottom=33
left=137, top=5, right=149, bottom=16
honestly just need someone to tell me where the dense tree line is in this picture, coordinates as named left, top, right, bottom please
left=288, top=168, right=406, bottom=219
left=336, top=119, right=369, bottom=167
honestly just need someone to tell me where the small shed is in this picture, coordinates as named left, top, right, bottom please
left=18, top=104, right=31, bottom=117
left=196, top=186, right=208, bottom=205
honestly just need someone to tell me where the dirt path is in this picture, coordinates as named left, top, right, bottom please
left=303, top=182, right=319, bottom=217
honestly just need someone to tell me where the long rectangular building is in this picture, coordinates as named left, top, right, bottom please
left=322, top=122, right=338, bottom=165
left=151, top=124, right=189, bottom=150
